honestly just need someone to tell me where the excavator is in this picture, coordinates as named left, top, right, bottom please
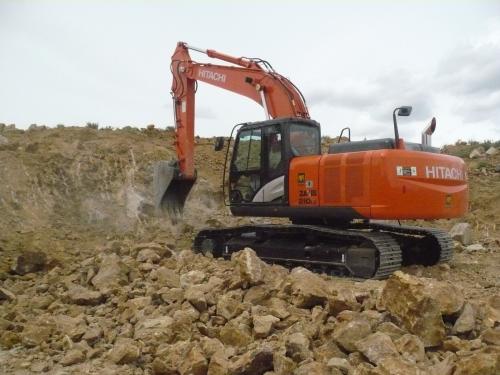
left=154, top=42, right=468, bottom=279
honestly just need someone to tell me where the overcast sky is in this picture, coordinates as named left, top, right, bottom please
left=1, top=1, right=499, bottom=146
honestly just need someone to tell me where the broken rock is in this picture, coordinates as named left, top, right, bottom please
left=67, top=285, right=104, bottom=306
left=452, top=303, right=475, bottom=334
left=91, top=253, right=129, bottom=291
left=282, top=267, right=331, bottom=308
left=232, top=247, right=267, bottom=286
left=252, top=314, right=280, bottom=338
left=449, top=222, right=472, bottom=245
left=355, top=332, right=399, bottom=365
left=108, top=337, right=141, bottom=364
left=333, top=318, right=372, bottom=352
left=380, top=271, right=445, bottom=347
left=230, top=347, right=274, bottom=375
left=286, top=332, right=312, bottom=362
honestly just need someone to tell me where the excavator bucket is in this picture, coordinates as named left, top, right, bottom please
left=153, top=161, right=195, bottom=220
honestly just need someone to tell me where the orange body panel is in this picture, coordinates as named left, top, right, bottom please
left=289, top=149, right=468, bottom=220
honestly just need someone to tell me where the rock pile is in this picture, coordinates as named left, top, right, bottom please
left=1, top=246, right=499, bottom=374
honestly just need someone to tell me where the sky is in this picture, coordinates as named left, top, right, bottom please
left=1, top=1, right=499, bottom=146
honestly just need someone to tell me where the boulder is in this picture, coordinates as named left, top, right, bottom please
left=180, top=270, right=206, bottom=288
left=232, top=247, right=267, bottom=286
left=355, top=332, right=399, bottom=365
left=108, top=337, right=141, bottom=364
left=380, top=271, right=445, bottom=347
left=326, top=358, right=351, bottom=374
left=67, top=285, right=104, bottom=306
left=453, top=351, right=499, bottom=375
left=282, top=267, right=331, bottom=308
left=394, top=334, right=425, bottom=363
left=486, top=146, right=498, bottom=156
left=333, top=318, right=372, bottom=352
left=449, top=223, right=472, bottom=245
left=0, top=134, right=8, bottom=145
left=253, top=315, right=280, bottom=338
left=60, top=349, right=85, bottom=366
left=11, top=251, right=47, bottom=275
left=376, top=322, right=408, bottom=341
left=285, top=332, right=312, bottom=362
left=21, top=321, right=54, bottom=347
left=466, top=243, right=485, bottom=253
left=179, top=345, right=208, bottom=375
left=469, top=147, right=484, bottom=159
left=219, top=323, right=252, bottom=347
left=91, top=253, right=129, bottom=291
left=137, top=248, right=161, bottom=263
left=185, top=287, right=208, bottom=312
left=207, top=351, right=231, bottom=375
left=452, top=303, right=475, bottom=334
left=153, top=267, right=180, bottom=288
left=230, top=347, right=274, bottom=374
left=134, top=316, right=174, bottom=342
left=483, top=294, right=500, bottom=327
left=217, top=294, right=245, bottom=320
left=425, top=279, right=464, bottom=316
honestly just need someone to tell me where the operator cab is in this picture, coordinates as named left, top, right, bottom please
left=229, top=118, right=321, bottom=205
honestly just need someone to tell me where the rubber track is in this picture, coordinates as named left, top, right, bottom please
left=368, top=222, right=454, bottom=263
left=194, top=224, right=402, bottom=279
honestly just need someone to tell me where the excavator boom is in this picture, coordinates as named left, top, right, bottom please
left=155, top=42, right=309, bottom=216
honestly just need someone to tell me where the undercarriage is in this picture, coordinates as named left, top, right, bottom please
left=193, top=222, right=453, bottom=279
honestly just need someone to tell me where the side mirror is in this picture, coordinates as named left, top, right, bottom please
left=214, top=136, right=225, bottom=151
left=397, top=106, right=412, bottom=117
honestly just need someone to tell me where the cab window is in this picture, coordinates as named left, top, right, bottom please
left=290, top=124, right=320, bottom=156
left=234, top=129, right=262, bottom=171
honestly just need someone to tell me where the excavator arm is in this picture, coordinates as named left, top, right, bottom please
left=155, top=42, right=309, bottom=216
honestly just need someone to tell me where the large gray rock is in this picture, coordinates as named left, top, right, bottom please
left=469, top=147, right=484, bottom=159
left=453, top=303, right=475, bottom=334
left=486, top=146, right=498, bottom=156
left=449, top=222, right=472, bottom=245
left=0, top=134, right=8, bottom=145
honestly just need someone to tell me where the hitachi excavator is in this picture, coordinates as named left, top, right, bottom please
left=154, top=42, right=468, bottom=279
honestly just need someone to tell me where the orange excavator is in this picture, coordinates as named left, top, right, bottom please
left=154, top=42, right=468, bottom=279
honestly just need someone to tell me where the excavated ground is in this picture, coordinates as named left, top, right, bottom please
left=0, top=126, right=498, bottom=374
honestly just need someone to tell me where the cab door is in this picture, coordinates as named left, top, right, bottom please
left=229, top=127, right=263, bottom=203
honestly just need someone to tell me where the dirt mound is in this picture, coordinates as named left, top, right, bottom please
left=0, top=126, right=499, bottom=374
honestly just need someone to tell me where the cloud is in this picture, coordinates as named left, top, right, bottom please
left=436, top=24, right=500, bottom=123
left=306, top=70, right=434, bottom=126
left=196, top=106, right=216, bottom=119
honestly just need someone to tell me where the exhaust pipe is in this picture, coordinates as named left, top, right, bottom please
left=153, top=160, right=196, bottom=221
left=422, top=117, right=436, bottom=146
